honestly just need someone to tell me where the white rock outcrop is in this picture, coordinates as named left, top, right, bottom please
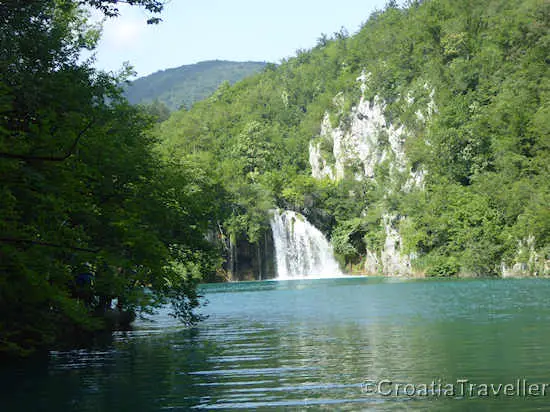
left=309, top=95, right=406, bottom=181
left=501, top=236, right=550, bottom=277
left=309, top=72, right=436, bottom=276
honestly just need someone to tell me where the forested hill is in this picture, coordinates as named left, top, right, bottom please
left=157, top=0, right=549, bottom=280
left=124, top=60, right=268, bottom=111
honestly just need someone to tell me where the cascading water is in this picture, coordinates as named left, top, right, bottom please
left=270, top=209, right=343, bottom=279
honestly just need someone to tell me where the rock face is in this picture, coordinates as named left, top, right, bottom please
left=501, top=236, right=550, bottom=277
left=380, top=215, right=412, bottom=276
left=309, top=96, right=406, bottom=181
left=361, top=214, right=413, bottom=276
left=309, top=72, right=434, bottom=276
left=220, top=229, right=276, bottom=282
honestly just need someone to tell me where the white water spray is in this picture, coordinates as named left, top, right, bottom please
left=270, top=210, right=343, bottom=279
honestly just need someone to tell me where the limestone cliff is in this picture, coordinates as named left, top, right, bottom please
left=501, top=236, right=550, bottom=278
left=308, top=72, right=435, bottom=276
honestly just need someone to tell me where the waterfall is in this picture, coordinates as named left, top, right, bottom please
left=270, top=210, right=343, bottom=279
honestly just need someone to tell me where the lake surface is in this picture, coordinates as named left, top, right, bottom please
left=2, top=277, right=550, bottom=411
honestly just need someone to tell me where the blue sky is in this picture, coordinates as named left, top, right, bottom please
left=91, top=0, right=388, bottom=78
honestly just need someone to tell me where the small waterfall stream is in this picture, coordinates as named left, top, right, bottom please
left=270, top=210, right=342, bottom=279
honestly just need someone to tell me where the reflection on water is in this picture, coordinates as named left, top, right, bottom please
left=2, top=277, right=550, bottom=410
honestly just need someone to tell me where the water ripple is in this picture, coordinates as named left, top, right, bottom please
left=3, top=278, right=550, bottom=411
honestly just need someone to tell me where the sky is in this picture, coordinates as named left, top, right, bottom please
left=91, top=0, right=389, bottom=78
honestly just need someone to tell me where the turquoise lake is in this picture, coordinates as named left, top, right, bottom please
left=2, top=277, right=550, bottom=410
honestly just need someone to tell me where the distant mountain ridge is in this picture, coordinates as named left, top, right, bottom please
left=124, top=60, right=268, bottom=111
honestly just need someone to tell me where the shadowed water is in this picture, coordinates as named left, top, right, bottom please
left=2, top=277, right=550, bottom=410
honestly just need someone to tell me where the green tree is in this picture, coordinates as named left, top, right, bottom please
left=0, top=0, right=215, bottom=357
